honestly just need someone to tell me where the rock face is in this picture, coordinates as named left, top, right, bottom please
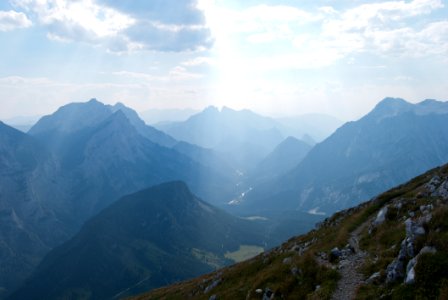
left=243, top=98, right=448, bottom=215
left=29, top=99, right=176, bottom=148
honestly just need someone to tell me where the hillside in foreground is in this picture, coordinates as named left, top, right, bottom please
left=134, top=164, right=448, bottom=299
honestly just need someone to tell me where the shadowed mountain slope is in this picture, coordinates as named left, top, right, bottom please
left=10, top=182, right=265, bottom=300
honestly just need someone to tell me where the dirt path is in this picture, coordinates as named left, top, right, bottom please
left=331, top=220, right=370, bottom=300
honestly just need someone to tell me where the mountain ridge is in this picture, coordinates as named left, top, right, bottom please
left=241, top=98, right=448, bottom=214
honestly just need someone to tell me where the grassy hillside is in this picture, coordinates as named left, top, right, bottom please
left=134, top=164, right=448, bottom=299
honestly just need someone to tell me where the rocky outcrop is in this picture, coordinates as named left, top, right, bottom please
left=405, top=246, right=437, bottom=285
left=386, top=191, right=435, bottom=284
left=373, top=206, right=388, bottom=226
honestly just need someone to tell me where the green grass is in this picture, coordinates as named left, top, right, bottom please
left=224, top=245, right=264, bottom=263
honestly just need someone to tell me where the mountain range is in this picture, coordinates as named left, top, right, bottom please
left=1, top=99, right=320, bottom=297
left=140, top=108, right=199, bottom=125
left=240, top=98, right=448, bottom=215
left=275, top=113, right=343, bottom=143
left=156, top=106, right=287, bottom=171
left=0, top=100, right=239, bottom=297
left=2, top=96, right=448, bottom=299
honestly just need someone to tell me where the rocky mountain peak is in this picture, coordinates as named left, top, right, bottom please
left=29, top=99, right=112, bottom=136
left=367, top=97, right=413, bottom=120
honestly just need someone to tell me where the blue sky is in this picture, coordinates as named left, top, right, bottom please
left=0, top=0, right=447, bottom=121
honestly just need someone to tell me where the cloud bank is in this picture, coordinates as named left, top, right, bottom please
left=0, top=10, right=31, bottom=31
left=12, top=0, right=212, bottom=52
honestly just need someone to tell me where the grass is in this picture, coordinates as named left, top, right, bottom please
left=224, top=245, right=264, bottom=263
left=191, top=248, right=226, bottom=270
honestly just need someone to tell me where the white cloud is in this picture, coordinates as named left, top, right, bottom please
left=12, top=0, right=212, bottom=52
left=13, top=0, right=134, bottom=48
left=111, top=67, right=203, bottom=82
left=168, top=66, right=203, bottom=80
left=320, top=0, right=447, bottom=58
left=0, top=10, right=32, bottom=31
left=243, top=5, right=317, bottom=23
left=110, top=71, right=161, bottom=82
left=198, top=0, right=447, bottom=71
left=181, top=56, right=214, bottom=66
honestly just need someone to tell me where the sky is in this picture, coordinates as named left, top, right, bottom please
left=0, top=0, right=447, bottom=121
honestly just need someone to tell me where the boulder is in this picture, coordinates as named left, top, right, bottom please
left=434, top=180, right=448, bottom=199
left=408, top=218, right=426, bottom=236
left=366, top=272, right=381, bottom=284
left=404, top=246, right=437, bottom=285
left=419, top=246, right=436, bottom=255
left=386, top=258, right=405, bottom=283
left=263, top=288, right=274, bottom=300
left=425, top=176, right=441, bottom=193
left=373, top=206, right=388, bottom=226
left=291, top=266, right=301, bottom=276
left=405, top=266, right=415, bottom=285
left=282, top=257, right=292, bottom=265
left=331, top=247, right=341, bottom=258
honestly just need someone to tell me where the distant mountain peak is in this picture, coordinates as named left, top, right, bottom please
left=368, top=98, right=448, bottom=121
left=283, top=136, right=300, bottom=143
left=113, top=102, right=127, bottom=110
left=87, top=98, right=100, bottom=104
left=221, top=106, right=237, bottom=113
left=202, top=105, right=219, bottom=113
left=373, top=97, right=410, bottom=111
left=29, top=99, right=112, bottom=135
left=420, top=98, right=438, bottom=104
left=379, top=96, right=407, bottom=103
left=366, top=97, right=412, bottom=121
left=415, top=99, right=448, bottom=115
